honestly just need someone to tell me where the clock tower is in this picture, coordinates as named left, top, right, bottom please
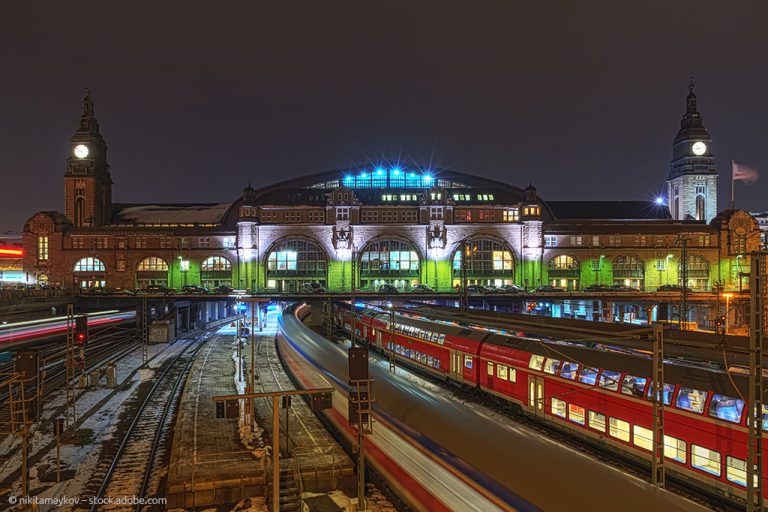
left=666, top=80, right=718, bottom=223
left=64, top=89, right=112, bottom=227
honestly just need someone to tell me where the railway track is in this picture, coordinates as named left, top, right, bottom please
left=86, top=335, right=210, bottom=511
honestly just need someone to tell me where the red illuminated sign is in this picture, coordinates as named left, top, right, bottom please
left=0, top=248, right=23, bottom=256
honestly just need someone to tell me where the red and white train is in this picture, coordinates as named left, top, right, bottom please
left=332, top=301, right=763, bottom=506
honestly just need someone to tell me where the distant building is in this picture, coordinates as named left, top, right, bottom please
left=0, top=233, right=27, bottom=286
left=23, top=87, right=760, bottom=294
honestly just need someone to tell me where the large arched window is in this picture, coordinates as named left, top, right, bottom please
left=137, top=257, right=169, bottom=272
left=266, top=240, right=327, bottom=292
left=201, top=256, right=232, bottom=271
left=686, top=254, right=710, bottom=291
left=136, top=257, right=170, bottom=288
left=359, top=239, right=420, bottom=291
left=73, top=257, right=106, bottom=289
left=613, top=255, right=645, bottom=290
left=201, top=255, right=233, bottom=288
left=695, top=195, right=705, bottom=221
left=548, top=255, right=580, bottom=291
left=451, top=238, right=514, bottom=287
left=74, top=257, right=106, bottom=272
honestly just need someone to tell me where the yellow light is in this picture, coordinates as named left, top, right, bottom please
left=722, top=293, right=734, bottom=298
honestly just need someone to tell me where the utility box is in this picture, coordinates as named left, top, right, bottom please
left=105, top=364, right=117, bottom=388
left=149, top=319, right=176, bottom=343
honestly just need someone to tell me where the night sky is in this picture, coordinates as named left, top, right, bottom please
left=2, top=1, right=766, bottom=233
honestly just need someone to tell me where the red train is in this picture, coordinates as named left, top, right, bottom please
left=332, top=302, right=762, bottom=507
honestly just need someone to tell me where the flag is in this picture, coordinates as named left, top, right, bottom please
left=732, top=161, right=759, bottom=183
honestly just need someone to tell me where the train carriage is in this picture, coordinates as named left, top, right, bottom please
left=331, top=300, right=768, bottom=507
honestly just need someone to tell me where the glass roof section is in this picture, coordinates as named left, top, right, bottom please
left=305, top=168, right=471, bottom=190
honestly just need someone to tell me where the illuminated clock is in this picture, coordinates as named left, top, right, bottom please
left=74, top=144, right=89, bottom=158
left=691, top=141, right=707, bottom=156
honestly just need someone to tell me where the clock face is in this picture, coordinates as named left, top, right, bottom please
left=691, top=141, right=707, bottom=156
left=74, top=144, right=89, bottom=159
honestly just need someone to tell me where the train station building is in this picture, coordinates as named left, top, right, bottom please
left=22, top=87, right=762, bottom=299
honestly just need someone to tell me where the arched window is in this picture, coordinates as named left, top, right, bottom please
left=696, top=195, right=705, bottom=221
left=548, top=255, right=580, bottom=290
left=201, top=256, right=232, bottom=272
left=451, top=239, right=514, bottom=287
left=359, top=239, right=420, bottom=291
left=613, top=255, right=645, bottom=289
left=74, top=257, right=106, bottom=272
left=265, top=240, right=327, bottom=293
left=137, top=257, right=169, bottom=272
left=686, top=254, right=710, bottom=291
left=75, top=197, right=85, bottom=227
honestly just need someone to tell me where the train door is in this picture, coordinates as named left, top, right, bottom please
left=528, top=376, right=544, bottom=416
left=450, top=350, right=463, bottom=380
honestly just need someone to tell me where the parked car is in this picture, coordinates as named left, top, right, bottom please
left=498, top=284, right=525, bottom=293
left=534, top=285, right=563, bottom=293
left=464, top=284, right=484, bottom=294
left=584, top=284, right=611, bottom=292
left=141, top=284, right=175, bottom=295
left=212, top=284, right=235, bottom=294
left=182, top=284, right=209, bottom=294
left=378, top=284, right=399, bottom=294
left=481, top=285, right=500, bottom=294
left=82, top=287, right=134, bottom=296
left=411, top=284, right=435, bottom=293
left=609, top=284, right=640, bottom=292
left=301, top=282, right=327, bottom=293
left=657, top=284, right=692, bottom=292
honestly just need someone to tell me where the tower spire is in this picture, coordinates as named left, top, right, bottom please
left=83, top=88, right=94, bottom=117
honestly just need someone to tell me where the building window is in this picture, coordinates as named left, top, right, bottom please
left=655, top=235, right=665, bottom=246
left=135, top=237, right=147, bottom=249
left=96, top=237, right=109, bottom=249
left=360, top=240, right=419, bottom=275
left=361, top=210, right=378, bottom=223
left=452, top=239, right=514, bottom=275
left=262, top=211, right=278, bottom=223
left=590, top=258, right=601, bottom=271
left=336, top=207, right=350, bottom=221
left=37, top=236, right=49, bottom=261
left=479, top=210, right=495, bottom=222
left=381, top=211, right=398, bottom=223
left=698, top=235, right=710, bottom=247
left=592, top=236, right=600, bottom=247
left=160, top=238, right=172, bottom=249
left=201, top=256, right=232, bottom=271
left=634, top=235, right=646, bottom=247
left=223, top=236, right=236, bottom=249
left=74, top=257, right=106, bottom=272
left=429, top=192, right=442, bottom=200
left=569, top=236, right=582, bottom=246
left=656, top=258, right=667, bottom=271
left=455, top=209, right=472, bottom=222
left=477, top=194, right=494, bottom=201
left=198, top=237, right=210, bottom=248
left=402, top=210, right=417, bottom=223
left=429, top=207, right=444, bottom=220
left=502, top=209, right=519, bottom=222
left=137, top=257, right=169, bottom=272
left=523, top=206, right=540, bottom=216
left=544, top=235, right=557, bottom=247
left=70, top=237, right=83, bottom=249
left=308, top=211, right=324, bottom=223
left=609, top=235, right=621, bottom=246
left=452, top=194, right=471, bottom=201
left=285, top=211, right=301, bottom=223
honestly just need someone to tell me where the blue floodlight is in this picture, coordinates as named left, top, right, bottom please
left=655, top=196, right=665, bottom=205
left=392, top=168, right=401, bottom=175
left=376, top=169, right=383, bottom=175
left=424, top=175, right=433, bottom=182
left=361, top=173, right=368, bottom=178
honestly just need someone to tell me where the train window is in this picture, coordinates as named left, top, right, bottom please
left=726, top=457, right=756, bottom=487
left=664, top=436, right=686, bottom=463
left=497, top=364, right=508, bottom=380
left=691, top=445, right=721, bottom=476
left=529, top=355, right=544, bottom=371
left=435, top=359, right=441, bottom=369
left=464, top=355, right=473, bottom=369
left=543, top=358, right=561, bottom=375
left=509, top=368, right=517, bottom=383
left=568, top=404, right=585, bottom=425
left=551, top=398, right=566, bottom=418
left=598, top=370, right=621, bottom=391
left=487, top=362, right=494, bottom=375
left=763, top=405, right=768, bottom=430
left=632, top=425, right=653, bottom=451
left=577, top=366, right=598, bottom=385
left=608, top=418, right=630, bottom=442
left=588, top=411, right=606, bottom=432
left=438, top=334, right=446, bottom=344
left=559, top=362, right=578, bottom=380
left=645, top=383, right=675, bottom=405
left=676, top=387, right=708, bottom=414
left=708, top=394, right=745, bottom=424
left=620, top=375, right=648, bottom=398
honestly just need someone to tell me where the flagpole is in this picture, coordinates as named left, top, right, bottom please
left=731, top=160, right=735, bottom=210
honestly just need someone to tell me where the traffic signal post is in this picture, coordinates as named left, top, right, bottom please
left=213, top=387, right=334, bottom=512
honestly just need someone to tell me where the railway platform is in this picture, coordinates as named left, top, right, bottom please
left=164, top=330, right=266, bottom=509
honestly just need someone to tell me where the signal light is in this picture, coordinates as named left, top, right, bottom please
left=75, top=315, right=88, bottom=345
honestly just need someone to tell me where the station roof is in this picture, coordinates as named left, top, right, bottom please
left=110, top=203, right=232, bottom=225
left=547, top=200, right=672, bottom=220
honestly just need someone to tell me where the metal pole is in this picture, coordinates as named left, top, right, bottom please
left=651, top=324, right=665, bottom=488
left=389, top=306, right=395, bottom=373
left=677, top=235, right=689, bottom=331
left=351, top=245, right=357, bottom=346
left=357, top=393, right=366, bottom=511
left=285, top=401, right=290, bottom=457
left=272, top=395, right=280, bottom=512
left=56, top=430, right=61, bottom=483
left=22, top=426, right=29, bottom=498
left=748, top=251, right=765, bottom=511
